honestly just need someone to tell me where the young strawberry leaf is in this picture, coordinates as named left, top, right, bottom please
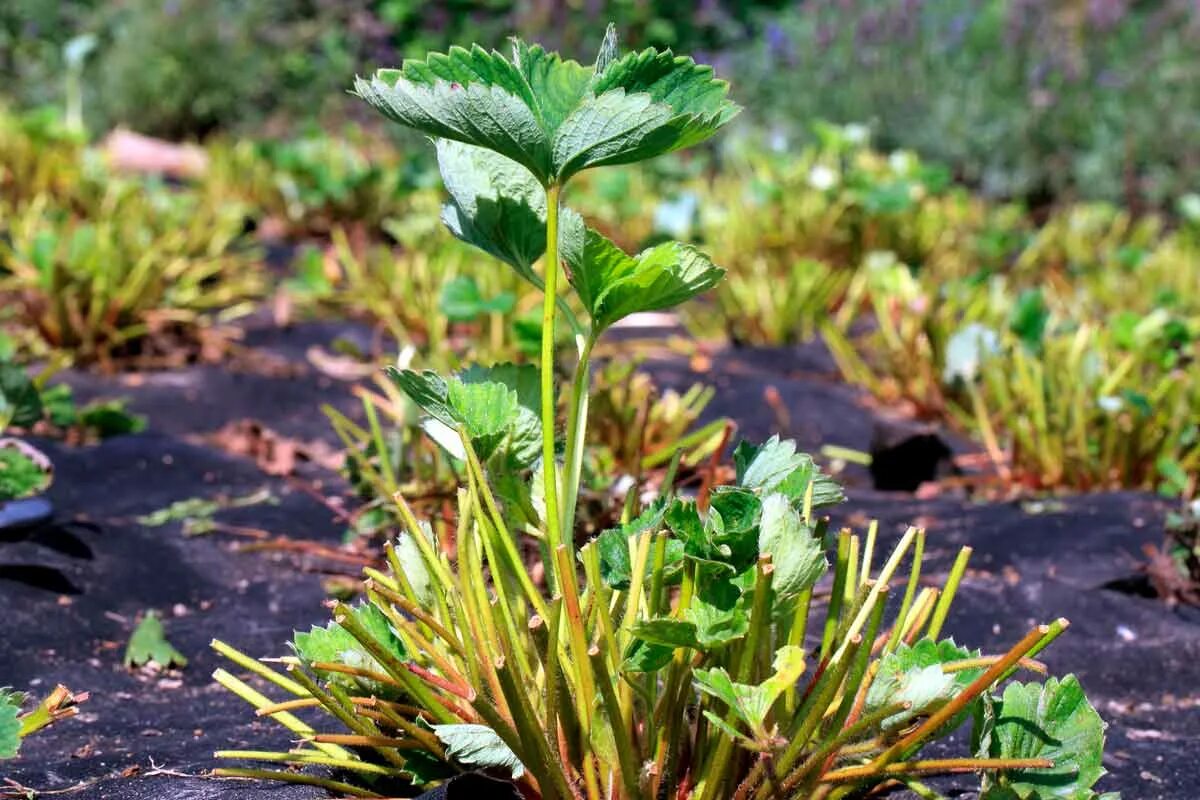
left=866, top=638, right=982, bottom=732
left=567, top=229, right=724, bottom=332
left=758, top=493, right=827, bottom=599
left=976, top=676, right=1109, bottom=800
left=734, top=436, right=845, bottom=508
left=124, top=612, right=188, bottom=669
left=0, top=439, right=53, bottom=502
left=355, top=28, right=737, bottom=185
left=292, top=603, right=404, bottom=692
left=432, top=723, right=526, bottom=779
left=0, top=362, right=42, bottom=430
left=386, top=363, right=540, bottom=462
left=693, top=645, right=806, bottom=736
left=0, top=693, right=20, bottom=759
left=436, top=138, right=584, bottom=286
left=595, top=500, right=668, bottom=589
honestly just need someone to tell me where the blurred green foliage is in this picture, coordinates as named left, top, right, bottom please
left=733, top=0, right=1200, bottom=207
left=0, top=0, right=778, bottom=139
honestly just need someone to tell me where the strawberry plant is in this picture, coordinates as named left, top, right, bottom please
left=213, top=28, right=1115, bottom=800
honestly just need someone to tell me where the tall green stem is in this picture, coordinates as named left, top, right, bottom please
left=561, top=333, right=596, bottom=537
left=541, top=184, right=564, bottom=574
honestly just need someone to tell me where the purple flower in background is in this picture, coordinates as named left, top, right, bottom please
left=765, top=22, right=793, bottom=63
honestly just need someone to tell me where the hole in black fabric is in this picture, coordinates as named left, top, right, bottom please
left=1102, top=574, right=1159, bottom=599
left=870, top=432, right=955, bottom=492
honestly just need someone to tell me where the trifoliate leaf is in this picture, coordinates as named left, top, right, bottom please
left=758, top=493, right=827, bottom=599
left=0, top=362, right=42, bottom=429
left=355, top=30, right=737, bottom=184
left=977, top=676, right=1109, bottom=800
left=439, top=275, right=515, bottom=322
left=669, top=490, right=761, bottom=579
left=436, top=138, right=585, bottom=283
left=386, top=363, right=539, bottom=463
left=124, top=612, right=188, bottom=669
left=567, top=229, right=724, bottom=331
left=733, top=436, right=844, bottom=508
left=0, top=439, right=53, bottom=502
left=432, top=723, right=525, bottom=779
left=0, top=694, right=20, bottom=759
left=292, top=603, right=404, bottom=691
left=866, top=638, right=981, bottom=732
left=693, top=645, right=806, bottom=735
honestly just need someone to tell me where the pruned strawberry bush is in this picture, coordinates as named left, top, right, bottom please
left=212, top=28, right=1117, bottom=800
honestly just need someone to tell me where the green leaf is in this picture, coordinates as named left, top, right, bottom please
left=0, top=439, right=53, bottom=501
left=78, top=399, right=146, bottom=437
left=432, top=723, right=525, bottom=779
left=356, top=31, right=737, bottom=184
left=124, top=612, right=188, bottom=669
left=567, top=230, right=724, bottom=331
left=40, top=384, right=77, bottom=428
left=687, top=587, right=749, bottom=648
left=435, top=138, right=584, bottom=283
left=693, top=645, right=806, bottom=735
left=394, top=529, right=435, bottom=608
left=386, top=368, right=453, bottom=427
left=355, top=45, right=553, bottom=181
left=439, top=276, right=515, bottom=322
left=758, top=493, right=826, bottom=599
left=0, top=362, right=42, bottom=430
left=0, top=693, right=20, bottom=759
left=866, top=638, right=981, bottom=732
left=554, top=48, right=738, bottom=181
left=1009, top=289, right=1050, bottom=350
left=445, top=379, right=519, bottom=459
left=292, top=603, right=404, bottom=691
left=977, top=676, right=1109, bottom=800
left=630, top=618, right=700, bottom=649
left=733, top=436, right=844, bottom=508
left=595, top=500, right=667, bottom=589
left=621, top=639, right=674, bottom=673
left=386, top=363, right=539, bottom=463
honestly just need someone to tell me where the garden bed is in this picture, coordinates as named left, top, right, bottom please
left=2, top=322, right=1196, bottom=799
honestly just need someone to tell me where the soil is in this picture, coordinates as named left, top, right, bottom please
left=2, top=320, right=1196, bottom=799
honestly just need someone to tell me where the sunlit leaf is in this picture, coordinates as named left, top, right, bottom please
left=356, top=30, right=737, bottom=184
left=292, top=604, right=404, bottom=693
left=693, top=645, right=806, bottom=734
left=977, top=676, right=1109, bottom=800
left=124, top=612, right=187, bottom=669
left=733, top=436, right=844, bottom=508
left=866, top=638, right=981, bottom=732
left=0, top=693, right=20, bottom=759
left=567, top=229, right=723, bottom=331
left=433, top=723, right=525, bottom=779
left=758, top=493, right=826, bottom=599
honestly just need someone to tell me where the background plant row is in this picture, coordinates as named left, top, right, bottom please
left=3, top=106, right=1196, bottom=495
left=4, top=0, right=1200, bottom=207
